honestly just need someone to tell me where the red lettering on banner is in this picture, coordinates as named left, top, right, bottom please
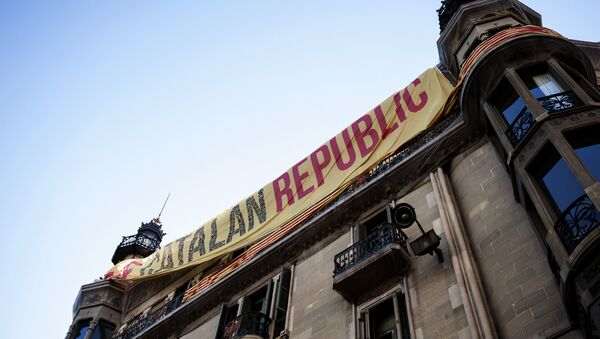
left=273, top=172, right=295, bottom=212
left=374, top=105, right=398, bottom=140
left=310, top=145, right=331, bottom=187
left=292, top=158, right=314, bottom=200
left=393, top=93, right=407, bottom=122
left=329, top=129, right=356, bottom=171
left=403, top=78, right=428, bottom=112
left=351, top=114, right=380, bottom=158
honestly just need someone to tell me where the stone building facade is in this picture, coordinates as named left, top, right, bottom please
left=67, top=1, right=600, bottom=338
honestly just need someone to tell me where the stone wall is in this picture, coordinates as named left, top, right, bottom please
left=449, top=140, right=572, bottom=338
left=398, top=181, right=469, bottom=339
left=289, top=231, right=354, bottom=339
left=180, top=312, right=220, bottom=339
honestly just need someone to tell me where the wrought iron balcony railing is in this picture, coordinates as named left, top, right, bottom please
left=506, top=105, right=535, bottom=145
left=113, top=295, right=183, bottom=339
left=222, top=312, right=272, bottom=339
left=539, top=91, right=582, bottom=113
left=505, top=91, right=582, bottom=145
left=554, top=194, right=600, bottom=254
left=333, top=222, right=409, bottom=276
left=117, top=233, right=161, bottom=252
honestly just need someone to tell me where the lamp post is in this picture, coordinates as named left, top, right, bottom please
left=393, top=203, right=444, bottom=263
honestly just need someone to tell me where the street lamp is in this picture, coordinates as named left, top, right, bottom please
left=393, top=203, right=444, bottom=263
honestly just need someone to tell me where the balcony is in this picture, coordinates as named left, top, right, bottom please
left=333, top=222, right=411, bottom=300
left=554, top=194, right=600, bottom=254
left=223, top=312, right=272, bottom=339
left=114, top=295, right=182, bottom=339
left=506, top=91, right=582, bottom=145
left=111, top=233, right=161, bottom=264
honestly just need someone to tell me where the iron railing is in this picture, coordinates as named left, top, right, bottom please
left=113, top=295, right=183, bottom=339
left=437, top=0, right=475, bottom=32
left=505, top=91, right=582, bottom=145
left=333, top=223, right=408, bottom=276
left=539, top=91, right=582, bottom=113
left=506, top=105, right=536, bottom=145
left=554, top=194, right=600, bottom=254
left=222, top=312, right=272, bottom=339
left=117, top=233, right=161, bottom=252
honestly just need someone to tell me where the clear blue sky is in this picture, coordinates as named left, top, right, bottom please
left=0, top=1, right=597, bottom=338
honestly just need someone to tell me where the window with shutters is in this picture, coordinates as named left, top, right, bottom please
left=216, top=266, right=294, bottom=339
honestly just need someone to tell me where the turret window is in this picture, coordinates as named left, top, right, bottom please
left=566, top=124, right=600, bottom=181
left=528, top=140, right=600, bottom=254
left=520, top=65, right=565, bottom=99
left=530, top=143, right=584, bottom=213
left=490, top=77, right=525, bottom=125
left=488, top=62, right=585, bottom=146
left=518, top=65, right=581, bottom=114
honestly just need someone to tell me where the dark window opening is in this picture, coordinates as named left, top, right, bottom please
left=244, top=285, right=270, bottom=315
left=74, top=322, right=90, bottom=339
left=565, top=124, right=600, bottom=181
left=490, top=76, right=525, bottom=125
left=216, top=304, right=239, bottom=339
left=361, top=293, right=411, bottom=339
left=370, top=298, right=396, bottom=339
left=529, top=143, right=584, bottom=213
left=355, top=209, right=391, bottom=242
left=171, top=282, right=187, bottom=310
left=364, top=210, right=390, bottom=236
left=272, top=267, right=292, bottom=337
left=217, top=266, right=293, bottom=339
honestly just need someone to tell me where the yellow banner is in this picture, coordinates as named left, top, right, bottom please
left=105, top=67, right=454, bottom=281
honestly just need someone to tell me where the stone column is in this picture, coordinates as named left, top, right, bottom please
left=83, top=319, right=99, bottom=339
left=430, top=167, right=497, bottom=339
left=64, top=324, right=77, bottom=339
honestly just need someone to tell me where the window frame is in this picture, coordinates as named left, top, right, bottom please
left=215, top=265, right=295, bottom=339
left=484, top=59, right=590, bottom=151
left=356, top=282, right=413, bottom=339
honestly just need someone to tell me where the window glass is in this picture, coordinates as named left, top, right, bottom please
left=490, top=77, right=525, bottom=124
left=574, top=144, right=600, bottom=181
left=90, top=321, right=115, bottom=339
left=272, top=268, right=292, bottom=337
left=218, top=266, right=293, bottom=339
left=523, top=71, right=564, bottom=98
left=74, top=324, right=89, bottom=339
left=361, top=292, right=411, bottom=339
left=245, top=285, right=270, bottom=314
left=542, top=158, right=582, bottom=212
left=369, top=298, right=396, bottom=339
left=531, top=143, right=584, bottom=212
left=519, top=64, right=565, bottom=99
left=565, top=125, right=600, bottom=181
left=364, top=210, right=390, bottom=237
